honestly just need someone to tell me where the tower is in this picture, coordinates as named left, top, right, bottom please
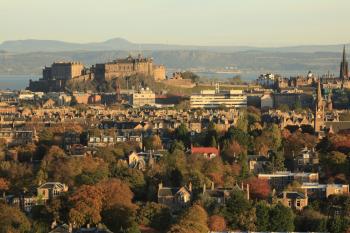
left=115, top=78, right=121, bottom=103
left=314, top=80, right=324, bottom=134
left=327, top=90, right=333, bottom=112
left=340, top=45, right=349, bottom=79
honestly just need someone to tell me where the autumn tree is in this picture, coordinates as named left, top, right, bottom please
left=208, top=215, right=226, bottom=232
left=0, top=203, right=31, bottom=233
left=247, top=177, right=270, bottom=199
left=98, top=179, right=139, bottom=233
left=168, top=204, right=208, bottom=233
left=69, top=185, right=103, bottom=228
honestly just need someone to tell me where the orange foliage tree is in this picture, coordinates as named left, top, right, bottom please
left=69, top=185, right=103, bottom=227
left=208, top=215, right=226, bottom=231
left=247, top=177, right=271, bottom=199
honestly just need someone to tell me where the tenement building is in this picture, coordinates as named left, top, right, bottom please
left=190, top=85, right=247, bottom=109
left=95, top=55, right=166, bottom=81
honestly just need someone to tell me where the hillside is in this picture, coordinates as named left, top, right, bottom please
left=0, top=50, right=342, bottom=77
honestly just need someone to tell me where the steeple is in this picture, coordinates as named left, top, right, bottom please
left=340, top=45, right=349, bottom=79
left=316, top=79, right=323, bottom=109
left=314, top=79, right=325, bottom=134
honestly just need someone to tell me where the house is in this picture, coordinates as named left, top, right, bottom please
left=8, top=193, right=37, bottom=212
left=202, top=182, right=250, bottom=205
left=128, top=151, right=147, bottom=171
left=37, top=182, right=68, bottom=202
left=276, top=191, right=308, bottom=210
left=87, top=133, right=115, bottom=147
left=293, top=147, right=319, bottom=172
left=248, top=154, right=269, bottom=173
left=157, top=183, right=192, bottom=210
left=190, top=146, right=219, bottom=159
left=301, top=183, right=349, bottom=199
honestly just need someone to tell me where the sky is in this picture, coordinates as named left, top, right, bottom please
left=1, top=0, right=350, bottom=46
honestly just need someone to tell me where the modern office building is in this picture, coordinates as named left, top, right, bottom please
left=190, top=85, right=247, bottom=109
left=130, top=87, right=156, bottom=108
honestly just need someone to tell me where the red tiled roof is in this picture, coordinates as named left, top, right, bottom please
left=191, top=147, right=219, bottom=155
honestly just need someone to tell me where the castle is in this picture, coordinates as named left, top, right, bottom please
left=95, top=54, right=165, bottom=81
left=28, top=55, right=166, bottom=92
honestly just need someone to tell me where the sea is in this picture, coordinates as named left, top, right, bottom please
left=0, top=71, right=304, bottom=90
left=0, top=75, right=39, bottom=90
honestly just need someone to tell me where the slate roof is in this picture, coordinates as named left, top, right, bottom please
left=277, top=191, right=306, bottom=199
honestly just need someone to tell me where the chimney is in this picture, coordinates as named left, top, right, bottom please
left=189, top=182, right=192, bottom=192
left=246, top=184, right=250, bottom=200
left=211, top=181, right=215, bottom=191
left=203, top=183, right=206, bottom=194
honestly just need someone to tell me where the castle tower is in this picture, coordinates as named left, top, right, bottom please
left=340, top=45, right=349, bottom=79
left=314, top=80, right=325, bottom=134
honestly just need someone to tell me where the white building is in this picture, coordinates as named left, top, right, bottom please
left=190, top=88, right=247, bottom=109
left=130, top=87, right=156, bottom=108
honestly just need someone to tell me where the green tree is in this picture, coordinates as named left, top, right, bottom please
left=269, top=203, right=295, bottom=232
left=221, top=189, right=254, bottom=230
left=174, top=123, right=190, bottom=147
left=255, top=201, right=270, bottom=231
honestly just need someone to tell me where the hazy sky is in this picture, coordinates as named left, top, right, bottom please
left=1, top=0, right=350, bottom=46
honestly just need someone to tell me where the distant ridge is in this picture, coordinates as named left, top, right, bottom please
left=0, top=38, right=349, bottom=53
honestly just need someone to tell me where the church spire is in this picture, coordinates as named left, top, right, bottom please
left=317, top=79, right=323, bottom=109
left=340, top=45, right=349, bottom=79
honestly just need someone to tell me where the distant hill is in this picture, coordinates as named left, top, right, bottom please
left=0, top=38, right=349, bottom=53
left=0, top=50, right=342, bottom=77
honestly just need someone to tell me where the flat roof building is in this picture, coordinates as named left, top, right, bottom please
left=190, top=85, right=247, bottom=109
left=130, top=87, right=156, bottom=108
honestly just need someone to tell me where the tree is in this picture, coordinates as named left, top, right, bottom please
left=268, top=150, right=285, bottom=172
left=255, top=201, right=270, bottom=231
left=0, top=203, right=31, bottom=233
left=295, top=209, right=327, bottom=232
left=222, top=189, right=255, bottom=230
left=269, top=203, right=295, bottom=232
left=97, top=179, right=135, bottom=210
left=247, top=177, right=270, bottom=199
left=221, top=139, right=243, bottom=164
left=168, top=204, right=208, bottom=233
left=151, top=135, right=162, bottom=150
left=169, top=140, right=185, bottom=153
left=174, top=123, right=190, bottom=147
left=69, top=185, right=103, bottom=228
left=137, top=202, right=172, bottom=231
left=208, top=215, right=226, bottom=232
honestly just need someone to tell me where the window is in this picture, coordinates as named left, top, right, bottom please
left=297, top=200, right=301, bottom=207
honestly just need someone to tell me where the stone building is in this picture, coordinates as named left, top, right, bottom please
left=43, top=62, right=84, bottom=80
left=95, top=55, right=165, bottom=81
left=277, top=191, right=308, bottom=210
